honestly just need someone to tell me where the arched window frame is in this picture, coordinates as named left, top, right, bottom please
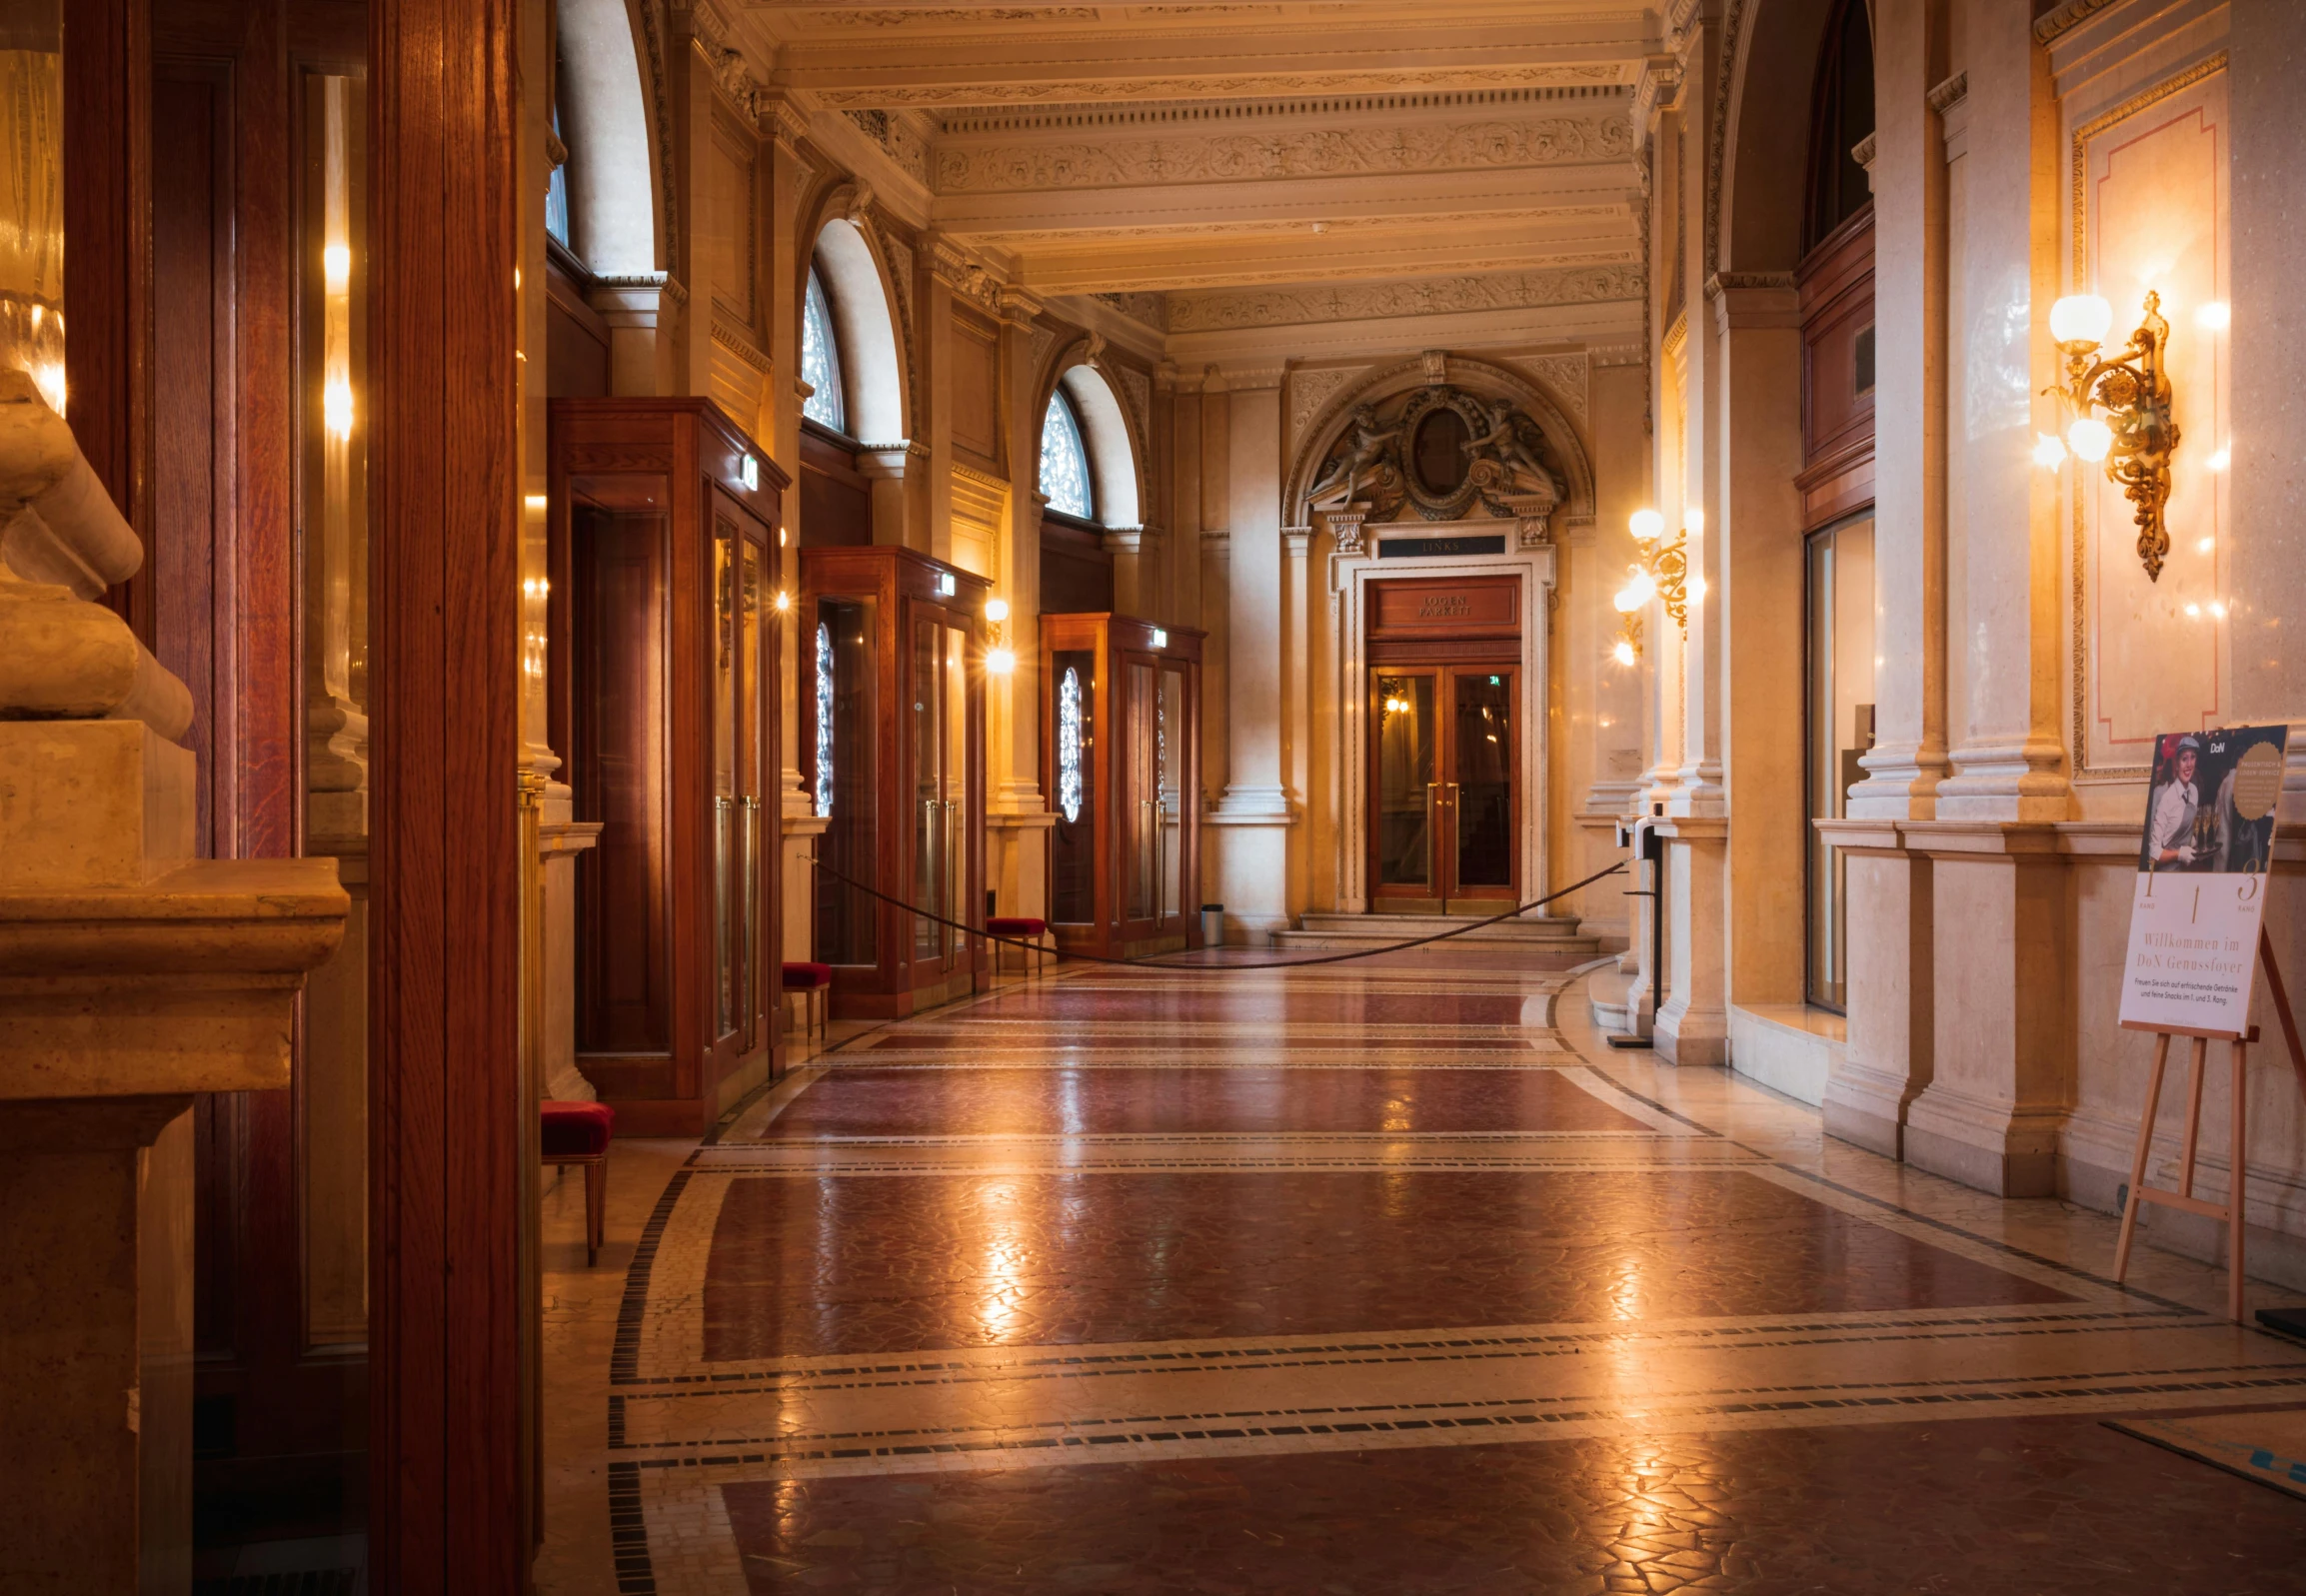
left=545, top=30, right=578, bottom=264
left=802, top=264, right=848, bottom=434
left=1040, top=386, right=1095, bottom=522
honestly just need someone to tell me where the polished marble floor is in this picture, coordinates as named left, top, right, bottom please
left=538, top=950, right=2306, bottom=1594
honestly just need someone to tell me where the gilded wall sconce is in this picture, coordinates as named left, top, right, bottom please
left=2038, top=291, right=2180, bottom=581
left=1615, top=508, right=1691, bottom=634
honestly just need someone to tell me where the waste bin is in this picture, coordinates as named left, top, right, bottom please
left=1199, top=903, right=1225, bottom=949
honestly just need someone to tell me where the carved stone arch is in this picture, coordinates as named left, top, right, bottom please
left=557, top=0, right=667, bottom=275
left=1713, top=0, right=1847, bottom=277
left=1040, top=337, right=1147, bottom=530
left=801, top=179, right=912, bottom=444
left=1283, top=353, right=1595, bottom=530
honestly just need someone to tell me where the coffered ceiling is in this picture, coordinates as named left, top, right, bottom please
left=731, top=1, right=1657, bottom=322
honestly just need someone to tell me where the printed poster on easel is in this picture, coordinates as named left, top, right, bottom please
left=2118, top=724, right=2290, bottom=1036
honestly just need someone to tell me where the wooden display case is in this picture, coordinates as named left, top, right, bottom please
left=1041, top=614, right=1206, bottom=958
left=547, top=398, right=788, bottom=1135
left=800, top=544, right=991, bottom=1017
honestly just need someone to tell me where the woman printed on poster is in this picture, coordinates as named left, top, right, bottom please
left=2139, top=726, right=2285, bottom=876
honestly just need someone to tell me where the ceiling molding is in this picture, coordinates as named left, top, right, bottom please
left=1168, top=263, right=1642, bottom=333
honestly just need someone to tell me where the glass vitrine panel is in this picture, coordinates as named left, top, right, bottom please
left=815, top=596, right=879, bottom=965
left=1374, top=674, right=1435, bottom=889
left=1051, top=649, right=1097, bottom=923
left=1451, top=673, right=1513, bottom=891
left=737, top=536, right=764, bottom=1048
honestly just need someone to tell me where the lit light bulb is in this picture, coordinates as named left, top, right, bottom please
left=985, top=647, right=1016, bottom=676
left=1687, top=573, right=1707, bottom=604
left=2195, top=301, right=2231, bottom=332
left=2067, top=417, right=2113, bottom=463
left=773, top=590, right=793, bottom=613
left=984, top=598, right=1010, bottom=624
left=323, top=378, right=355, bottom=439
left=1611, top=639, right=1638, bottom=668
left=2184, top=603, right=2201, bottom=618
left=1683, top=508, right=1703, bottom=538
left=1628, top=508, right=1665, bottom=543
left=2032, top=432, right=2068, bottom=469
left=2209, top=602, right=2227, bottom=620
left=1614, top=569, right=1655, bottom=613
left=2207, top=446, right=2230, bottom=472
left=2049, top=294, right=2113, bottom=347
left=324, top=243, right=352, bottom=292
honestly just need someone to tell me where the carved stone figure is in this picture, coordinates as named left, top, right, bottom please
left=1306, top=405, right=1403, bottom=509
left=1463, top=399, right=1563, bottom=505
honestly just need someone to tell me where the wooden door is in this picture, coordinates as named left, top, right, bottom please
left=907, top=610, right=973, bottom=981
left=1368, top=664, right=1519, bottom=912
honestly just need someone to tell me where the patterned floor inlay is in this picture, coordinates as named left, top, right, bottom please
left=540, top=955, right=2306, bottom=1596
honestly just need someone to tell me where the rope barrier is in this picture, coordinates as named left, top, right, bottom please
left=805, top=853, right=1627, bottom=972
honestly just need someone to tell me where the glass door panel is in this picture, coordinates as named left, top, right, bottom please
left=814, top=597, right=878, bottom=965
left=1448, top=670, right=1515, bottom=899
left=1124, top=659, right=1157, bottom=923
left=1805, top=516, right=1874, bottom=1009
left=711, top=522, right=738, bottom=1041
left=942, top=624, right=969, bottom=966
left=1158, top=665, right=1185, bottom=923
left=911, top=617, right=941, bottom=962
left=738, top=536, right=764, bottom=1051
left=1373, top=673, right=1437, bottom=898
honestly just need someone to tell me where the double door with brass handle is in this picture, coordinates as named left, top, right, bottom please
left=1369, top=666, right=1519, bottom=912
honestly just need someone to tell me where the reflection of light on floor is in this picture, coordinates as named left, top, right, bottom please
left=1606, top=1435, right=1682, bottom=1571
left=975, top=1179, right=1029, bottom=1339
left=1057, top=1069, right=1087, bottom=1136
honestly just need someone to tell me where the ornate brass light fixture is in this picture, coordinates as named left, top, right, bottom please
left=1610, top=613, right=1642, bottom=667
left=1615, top=508, right=1692, bottom=634
left=2038, top=291, right=2180, bottom=581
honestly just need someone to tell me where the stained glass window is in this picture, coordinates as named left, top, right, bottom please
left=802, top=268, right=846, bottom=432
left=1058, top=667, right=1085, bottom=823
left=1040, top=389, right=1093, bottom=521
left=813, top=622, right=836, bottom=818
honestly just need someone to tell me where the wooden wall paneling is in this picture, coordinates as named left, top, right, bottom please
left=368, top=0, right=526, bottom=1584
left=800, top=425, right=872, bottom=547
left=1039, top=515, right=1114, bottom=615
left=65, top=0, right=151, bottom=632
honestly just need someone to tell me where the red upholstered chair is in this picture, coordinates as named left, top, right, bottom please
left=783, top=961, right=834, bottom=1050
left=541, top=1099, right=615, bottom=1265
left=987, top=915, right=1054, bottom=979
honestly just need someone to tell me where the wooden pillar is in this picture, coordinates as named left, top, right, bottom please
left=367, top=0, right=528, bottom=1587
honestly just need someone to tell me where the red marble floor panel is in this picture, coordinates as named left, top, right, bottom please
left=960, top=989, right=1543, bottom=1024
left=717, top=1413, right=2306, bottom=1594
left=764, top=1067, right=1650, bottom=1138
left=702, top=1169, right=2070, bottom=1361
left=853, top=1031, right=1544, bottom=1053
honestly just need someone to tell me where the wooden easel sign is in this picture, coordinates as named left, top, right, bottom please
left=2118, top=725, right=2288, bottom=1037
left=2114, top=724, right=2294, bottom=1322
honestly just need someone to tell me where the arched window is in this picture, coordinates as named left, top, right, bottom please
left=802, top=266, right=847, bottom=433
left=1040, top=388, right=1093, bottom=520
left=1804, top=0, right=1875, bottom=250
left=546, top=39, right=575, bottom=255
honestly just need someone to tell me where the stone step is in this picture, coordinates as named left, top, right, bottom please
left=1272, top=912, right=1600, bottom=954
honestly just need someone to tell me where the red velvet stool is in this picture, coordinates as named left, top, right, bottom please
left=987, top=916, right=1054, bottom=979
left=783, top=961, right=834, bottom=1050
left=541, top=1099, right=615, bottom=1265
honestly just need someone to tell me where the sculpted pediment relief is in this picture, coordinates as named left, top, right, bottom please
left=1306, top=384, right=1565, bottom=525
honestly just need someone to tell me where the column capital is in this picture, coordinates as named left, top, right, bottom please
left=856, top=440, right=930, bottom=480
left=997, top=285, right=1045, bottom=330
left=1704, top=271, right=1799, bottom=334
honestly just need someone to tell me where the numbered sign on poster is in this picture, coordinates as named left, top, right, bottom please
left=2118, top=725, right=2290, bottom=1035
